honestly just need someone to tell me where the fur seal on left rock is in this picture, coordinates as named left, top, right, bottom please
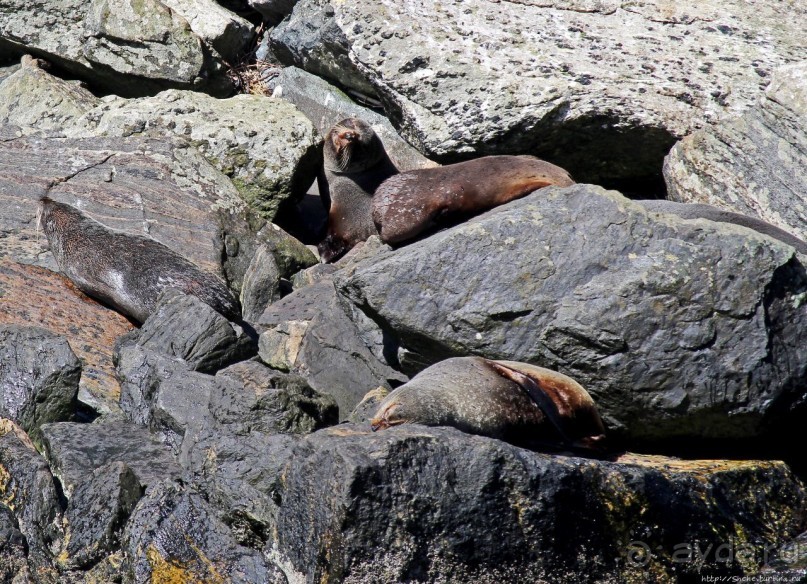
left=38, top=197, right=241, bottom=323
left=317, top=118, right=399, bottom=263
left=370, top=356, right=606, bottom=452
left=372, top=155, right=574, bottom=245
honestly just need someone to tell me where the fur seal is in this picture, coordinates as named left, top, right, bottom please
left=317, top=118, right=399, bottom=263
left=38, top=197, right=241, bottom=323
left=370, top=356, right=606, bottom=452
left=637, top=199, right=807, bottom=255
left=372, top=155, right=575, bottom=245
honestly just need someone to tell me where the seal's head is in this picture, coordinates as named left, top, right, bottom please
left=370, top=399, right=413, bottom=431
left=324, top=118, right=384, bottom=174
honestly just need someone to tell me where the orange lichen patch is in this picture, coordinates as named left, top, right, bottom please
left=146, top=543, right=226, bottom=584
left=0, top=261, right=134, bottom=411
left=614, top=453, right=785, bottom=477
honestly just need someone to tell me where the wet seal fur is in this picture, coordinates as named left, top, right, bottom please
left=372, top=155, right=575, bottom=245
left=38, top=197, right=241, bottom=323
left=637, top=199, right=807, bottom=255
left=317, top=118, right=398, bottom=263
left=370, top=356, right=606, bottom=453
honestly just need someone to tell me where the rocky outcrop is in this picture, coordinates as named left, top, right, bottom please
left=257, top=278, right=407, bottom=419
left=0, top=326, right=79, bottom=446
left=240, top=244, right=282, bottom=322
left=0, top=261, right=135, bottom=415
left=664, top=61, right=807, bottom=241
left=0, top=62, right=322, bottom=222
left=337, top=185, right=807, bottom=441
left=272, top=0, right=806, bottom=185
left=269, top=424, right=807, bottom=583
left=0, top=0, right=244, bottom=95
left=270, top=0, right=377, bottom=99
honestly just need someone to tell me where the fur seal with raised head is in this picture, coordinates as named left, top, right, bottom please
left=372, top=155, right=575, bottom=245
left=637, top=199, right=807, bottom=255
left=38, top=197, right=241, bottom=323
left=317, top=118, right=399, bottom=263
left=370, top=356, right=606, bottom=452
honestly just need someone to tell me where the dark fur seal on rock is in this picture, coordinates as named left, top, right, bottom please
left=370, top=356, right=606, bottom=452
left=372, top=155, right=575, bottom=245
left=317, top=118, right=398, bottom=263
left=637, top=199, right=807, bottom=255
left=38, top=197, right=240, bottom=323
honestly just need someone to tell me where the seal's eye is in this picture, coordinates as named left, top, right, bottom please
left=343, top=131, right=357, bottom=142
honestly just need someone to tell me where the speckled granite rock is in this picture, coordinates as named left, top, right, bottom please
left=665, top=61, right=807, bottom=241
left=272, top=0, right=806, bottom=185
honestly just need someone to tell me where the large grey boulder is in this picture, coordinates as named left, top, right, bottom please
left=78, top=89, right=321, bottom=221
left=257, top=278, right=407, bottom=419
left=665, top=61, right=807, bottom=241
left=271, top=0, right=806, bottom=183
left=0, top=326, right=80, bottom=446
left=159, top=0, right=254, bottom=63
left=0, top=0, right=238, bottom=96
left=337, top=185, right=807, bottom=441
left=179, top=360, right=336, bottom=541
left=269, top=424, right=807, bottom=583
left=123, top=481, right=286, bottom=584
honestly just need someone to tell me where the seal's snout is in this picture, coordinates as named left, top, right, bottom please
left=370, top=417, right=388, bottom=432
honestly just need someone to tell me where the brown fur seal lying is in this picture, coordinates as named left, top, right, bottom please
left=38, top=197, right=241, bottom=323
left=370, top=356, right=606, bottom=452
left=637, top=199, right=807, bottom=255
left=372, top=155, right=574, bottom=245
left=317, top=118, right=398, bottom=263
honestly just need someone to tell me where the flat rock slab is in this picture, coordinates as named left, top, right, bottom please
left=274, top=0, right=806, bottom=183
left=271, top=424, right=806, bottom=583
left=79, top=90, right=321, bottom=221
left=337, top=185, right=807, bottom=441
left=665, top=62, right=807, bottom=241
left=0, top=130, right=243, bottom=273
left=0, top=261, right=134, bottom=415
left=40, top=418, right=182, bottom=498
